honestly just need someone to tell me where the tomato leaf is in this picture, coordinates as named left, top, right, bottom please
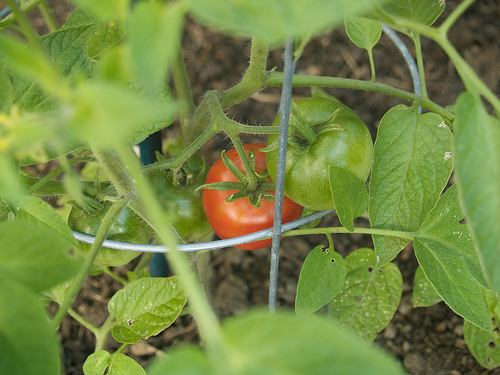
left=329, top=165, right=369, bottom=231
left=83, top=350, right=147, bottom=375
left=328, top=248, right=402, bottom=341
left=344, top=16, right=382, bottom=51
left=148, top=309, right=407, bottom=375
left=109, top=276, right=187, bottom=344
left=377, top=0, right=445, bottom=26
left=68, top=0, right=129, bottom=23
left=464, top=290, right=500, bottom=370
left=128, top=2, right=184, bottom=94
left=0, top=221, right=81, bottom=292
left=17, top=195, right=79, bottom=247
left=369, top=105, right=453, bottom=266
left=64, top=8, right=125, bottom=58
left=295, top=245, right=347, bottom=316
left=187, top=0, right=392, bottom=45
left=0, top=153, right=26, bottom=208
left=0, top=275, right=62, bottom=375
left=0, top=63, right=13, bottom=112
left=414, top=184, right=490, bottom=330
left=454, top=92, right=500, bottom=295
left=412, top=266, right=441, bottom=308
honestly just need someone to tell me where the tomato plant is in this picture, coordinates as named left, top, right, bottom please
left=68, top=201, right=150, bottom=267
left=1, top=0, right=499, bottom=374
left=202, top=143, right=303, bottom=250
left=266, top=96, right=374, bottom=211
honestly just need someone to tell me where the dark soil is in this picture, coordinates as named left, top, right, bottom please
left=23, top=0, right=500, bottom=374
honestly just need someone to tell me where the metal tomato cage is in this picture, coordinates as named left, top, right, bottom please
left=0, top=0, right=419, bottom=312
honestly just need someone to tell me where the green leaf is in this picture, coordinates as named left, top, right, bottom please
left=464, top=290, right=500, bottom=370
left=344, top=16, right=382, bottom=51
left=329, top=165, right=369, bottom=231
left=0, top=153, right=26, bottom=207
left=128, top=1, right=184, bottom=93
left=69, top=0, right=129, bottom=22
left=1, top=25, right=95, bottom=112
left=413, top=266, right=441, bottom=307
left=0, top=34, right=60, bottom=95
left=295, top=245, right=347, bottom=316
left=0, top=221, right=81, bottom=292
left=369, top=105, right=453, bottom=266
left=0, top=275, right=61, bottom=375
left=17, top=195, right=78, bottom=247
left=0, top=63, right=13, bottom=112
left=414, top=185, right=490, bottom=330
left=67, top=80, right=174, bottom=147
left=187, top=0, right=392, bottom=45
left=379, top=0, right=445, bottom=26
left=108, top=276, right=187, bottom=344
left=328, top=248, right=402, bottom=341
left=65, top=7, right=125, bottom=58
left=84, top=350, right=147, bottom=375
left=149, top=309, right=407, bottom=375
left=454, top=92, right=500, bottom=294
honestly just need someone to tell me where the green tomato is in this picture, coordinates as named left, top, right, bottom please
left=146, top=159, right=213, bottom=243
left=68, top=201, right=150, bottom=267
left=266, top=97, right=374, bottom=211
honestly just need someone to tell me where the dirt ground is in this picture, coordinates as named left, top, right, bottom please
left=23, top=0, right=500, bottom=374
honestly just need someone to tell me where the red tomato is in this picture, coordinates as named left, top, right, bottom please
left=202, top=143, right=304, bottom=250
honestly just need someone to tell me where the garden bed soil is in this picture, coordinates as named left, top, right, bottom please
left=29, top=0, right=500, bottom=373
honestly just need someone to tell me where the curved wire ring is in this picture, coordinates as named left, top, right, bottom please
left=72, top=209, right=335, bottom=252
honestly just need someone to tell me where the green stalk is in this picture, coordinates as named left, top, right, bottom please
left=219, top=37, right=269, bottom=109
left=268, top=72, right=454, bottom=121
left=283, top=226, right=416, bottom=241
left=113, top=145, right=225, bottom=361
left=67, top=308, right=100, bottom=336
left=38, top=1, right=59, bottom=32
left=52, top=198, right=130, bottom=329
left=0, top=0, right=46, bottom=29
left=411, top=32, right=428, bottom=99
left=368, top=48, right=376, bottom=83
left=439, top=0, right=476, bottom=36
left=171, top=37, right=196, bottom=141
left=390, top=14, right=500, bottom=115
left=4, top=0, right=45, bottom=52
left=142, top=120, right=219, bottom=173
left=95, top=315, right=116, bottom=352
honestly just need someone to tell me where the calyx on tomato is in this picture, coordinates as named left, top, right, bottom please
left=197, top=147, right=276, bottom=207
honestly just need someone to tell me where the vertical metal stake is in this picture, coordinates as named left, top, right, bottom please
left=268, top=39, right=295, bottom=312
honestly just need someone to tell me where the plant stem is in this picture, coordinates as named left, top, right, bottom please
left=4, top=0, right=44, bottom=52
left=368, top=48, right=376, bottom=83
left=95, top=315, right=116, bottom=352
left=52, top=199, right=130, bottom=330
left=142, top=121, right=219, bottom=173
left=389, top=13, right=500, bottom=115
left=219, top=37, right=269, bottom=109
left=38, top=1, right=59, bottom=32
left=171, top=37, right=196, bottom=141
left=67, top=308, right=100, bottom=336
left=268, top=72, right=454, bottom=121
left=113, top=145, right=225, bottom=360
left=411, top=32, right=428, bottom=99
left=282, top=225, right=416, bottom=241
left=0, top=0, right=46, bottom=29
left=439, top=0, right=476, bottom=35
left=102, top=267, right=128, bottom=285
